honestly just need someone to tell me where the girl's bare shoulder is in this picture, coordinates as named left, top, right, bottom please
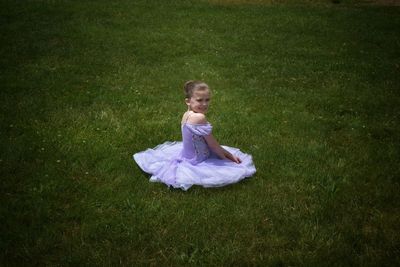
left=186, top=112, right=207, bottom=124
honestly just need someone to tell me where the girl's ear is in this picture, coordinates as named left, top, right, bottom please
left=185, top=98, right=190, bottom=106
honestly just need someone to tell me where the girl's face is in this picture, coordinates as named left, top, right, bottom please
left=185, top=89, right=211, bottom=114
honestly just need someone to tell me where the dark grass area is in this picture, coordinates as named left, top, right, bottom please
left=1, top=0, right=399, bottom=265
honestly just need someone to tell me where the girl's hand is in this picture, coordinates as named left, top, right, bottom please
left=227, top=154, right=242, bottom=164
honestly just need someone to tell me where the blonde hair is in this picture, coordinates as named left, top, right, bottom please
left=183, top=80, right=209, bottom=98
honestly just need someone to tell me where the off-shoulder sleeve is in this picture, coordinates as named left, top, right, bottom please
left=186, top=123, right=213, bottom=136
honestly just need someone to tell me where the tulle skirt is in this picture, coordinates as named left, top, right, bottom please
left=133, top=141, right=256, bottom=191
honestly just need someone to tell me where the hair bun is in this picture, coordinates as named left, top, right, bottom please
left=183, top=80, right=209, bottom=98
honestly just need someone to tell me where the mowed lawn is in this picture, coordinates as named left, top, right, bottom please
left=1, top=0, right=399, bottom=266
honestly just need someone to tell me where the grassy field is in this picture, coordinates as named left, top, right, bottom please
left=1, top=0, right=399, bottom=266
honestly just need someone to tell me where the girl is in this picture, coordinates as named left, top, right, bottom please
left=133, top=80, right=256, bottom=191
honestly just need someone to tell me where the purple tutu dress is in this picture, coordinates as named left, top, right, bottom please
left=133, top=122, right=256, bottom=191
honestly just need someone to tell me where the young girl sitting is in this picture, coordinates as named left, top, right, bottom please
left=133, top=80, right=256, bottom=191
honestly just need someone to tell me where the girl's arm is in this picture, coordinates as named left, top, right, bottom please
left=204, top=134, right=242, bottom=164
left=187, top=113, right=241, bottom=164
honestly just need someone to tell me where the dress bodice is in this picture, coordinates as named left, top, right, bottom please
left=181, top=123, right=213, bottom=164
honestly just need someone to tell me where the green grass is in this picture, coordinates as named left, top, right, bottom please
left=1, top=0, right=399, bottom=266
